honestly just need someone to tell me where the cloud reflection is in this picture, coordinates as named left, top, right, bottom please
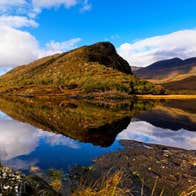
left=0, top=117, right=79, bottom=161
left=117, top=121, right=196, bottom=150
left=0, top=119, right=39, bottom=160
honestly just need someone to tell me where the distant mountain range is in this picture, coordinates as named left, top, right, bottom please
left=133, top=57, right=196, bottom=94
left=0, top=42, right=165, bottom=97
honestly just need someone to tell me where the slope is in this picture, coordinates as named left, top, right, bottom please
left=0, top=42, right=165, bottom=97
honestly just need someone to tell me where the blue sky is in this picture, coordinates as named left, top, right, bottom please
left=0, top=0, right=196, bottom=71
left=29, top=0, right=196, bottom=46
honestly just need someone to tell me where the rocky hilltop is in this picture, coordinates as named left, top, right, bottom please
left=0, top=42, right=165, bottom=97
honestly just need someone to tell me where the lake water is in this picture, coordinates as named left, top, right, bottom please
left=0, top=97, right=195, bottom=174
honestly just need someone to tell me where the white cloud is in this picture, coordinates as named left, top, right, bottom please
left=80, top=0, right=91, bottom=12
left=0, top=25, right=81, bottom=67
left=117, top=121, right=196, bottom=150
left=0, top=0, right=27, bottom=12
left=0, top=0, right=91, bottom=18
left=0, top=0, right=87, bottom=70
left=0, top=15, right=38, bottom=28
left=32, top=0, right=77, bottom=9
left=31, top=0, right=78, bottom=16
left=118, top=29, right=196, bottom=67
left=0, top=25, right=39, bottom=67
left=41, top=38, right=81, bottom=56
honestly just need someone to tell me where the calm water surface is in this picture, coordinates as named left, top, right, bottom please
left=0, top=98, right=195, bottom=173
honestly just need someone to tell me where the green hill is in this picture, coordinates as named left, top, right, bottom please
left=0, top=42, right=165, bottom=97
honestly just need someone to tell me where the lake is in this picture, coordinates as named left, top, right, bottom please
left=0, top=97, right=195, bottom=174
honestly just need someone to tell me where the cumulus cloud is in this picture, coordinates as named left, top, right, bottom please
left=41, top=38, right=81, bottom=57
left=0, top=0, right=27, bottom=13
left=0, top=0, right=87, bottom=70
left=31, top=0, right=78, bottom=16
left=32, top=0, right=77, bottom=9
left=0, top=25, right=81, bottom=67
left=0, top=0, right=91, bottom=17
left=0, top=25, right=39, bottom=67
left=118, top=29, right=196, bottom=67
left=117, top=121, right=196, bottom=150
left=0, top=15, right=38, bottom=28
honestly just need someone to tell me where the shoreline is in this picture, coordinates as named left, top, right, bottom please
left=136, top=94, right=196, bottom=99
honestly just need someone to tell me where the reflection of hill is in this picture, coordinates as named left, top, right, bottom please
left=136, top=100, right=196, bottom=131
left=0, top=97, right=157, bottom=147
left=164, top=99, right=196, bottom=114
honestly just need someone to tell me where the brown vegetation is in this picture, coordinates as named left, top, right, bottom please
left=0, top=42, right=165, bottom=97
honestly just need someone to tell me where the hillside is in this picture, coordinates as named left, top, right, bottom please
left=163, top=76, right=196, bottom=94
left=0, top=42, right=165, bottom=97
left=134, top=57, right=196, bottom=94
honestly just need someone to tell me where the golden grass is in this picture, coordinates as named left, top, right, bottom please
left=180, top=185, right=196, bottom=196
left=50, top=179, right=62, bottom=192
left=0, top=42, right=166, bottom=96
left=136, top=94, right=196, bottom=99
left=71, top=171, right=129, bottom=196
left=71, top=170, right=196, bottom=196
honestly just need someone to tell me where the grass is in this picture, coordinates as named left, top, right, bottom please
left=162, top=76, right=196, bottom=95
left=0, top=42, right=166, bottom=96
left=71, top=170, right=195, bottom=196
left=71, top=171, right=168, bottom=196
left=180, top=185, right=196, bottom=196
left=136, top=94, right=196, bottom=99
left=48, top=169, right=64, bottom=192
left=71, top=171, right=129, bottom=196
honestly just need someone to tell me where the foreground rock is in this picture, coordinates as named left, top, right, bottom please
left=69, top=140, right=196, bottom=196
left=0, top=165, right=60, bottom=195
left=1, top=140, right=195, bottom=195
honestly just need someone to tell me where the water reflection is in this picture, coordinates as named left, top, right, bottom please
left=117, top=120, right=196, bottom=150
left=0, top=117, right=120, bottom=172
left=0, top=96, right=195, bottom=172
left=0, top=97, right=155, bottom=147
left=136, top=101, right=196, bottom=131
left=0, top=118, right=80, bottom=161
left=0, top=119, right=39, bottom=160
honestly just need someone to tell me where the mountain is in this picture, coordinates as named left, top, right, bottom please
left=163, top=75, right=196, bottom=94
left=0, top=42, right=165, bottom=97
left=134, top=57, right=196, bottom=94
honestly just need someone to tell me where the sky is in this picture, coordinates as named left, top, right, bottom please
left=0, top=0, right=196, bottom=74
